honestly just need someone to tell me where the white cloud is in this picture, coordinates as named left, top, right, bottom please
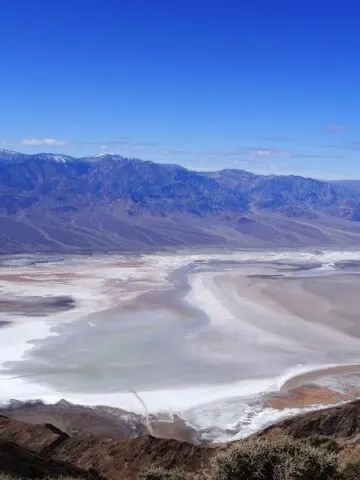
left=21, top=138, right=69, bottom=146
left=245, top=147, right=289, bottom=158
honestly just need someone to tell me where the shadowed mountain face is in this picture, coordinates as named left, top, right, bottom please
left=1, top=150, right=360, bottom=252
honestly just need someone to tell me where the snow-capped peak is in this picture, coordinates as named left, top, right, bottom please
left=92, top=152, right=118, bottom=158
left=35, top=153, right=71, bottom=163
left=52, top=154, right=68, bottom=163
left=0, top=149, right=19, bottom=156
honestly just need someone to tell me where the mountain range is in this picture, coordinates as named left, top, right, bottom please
left=2, top=150, right=360, bottom=252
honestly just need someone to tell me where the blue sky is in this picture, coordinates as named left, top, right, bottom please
left=1, top=0, right=360, bottom=178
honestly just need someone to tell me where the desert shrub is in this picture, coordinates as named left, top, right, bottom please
left=339, top=457, right=360, bottom=480
left=137, top=465, right=187, bottom=480
left=305, top=435, right=340, bottom=453
left=210, top=436, right=338, bottom=480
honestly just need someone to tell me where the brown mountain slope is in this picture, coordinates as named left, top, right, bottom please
left=3, top=401, right=360, bottom=478
left=258, top=399, right=360, bottom=441
left=0, top=417, right=212, bottom=479
left=0, top=439, right=101, bottom=479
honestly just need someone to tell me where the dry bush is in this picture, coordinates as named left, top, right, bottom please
left=339, top=456, right=360, bottom=480
left=137, top=465, right=187, bottom=480
left=210, top=436, right=338, bottom=480
left=304, top=435, right=340, bottom=453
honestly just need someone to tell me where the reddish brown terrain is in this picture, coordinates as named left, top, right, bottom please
left=3, top=400, right=360, bottom=479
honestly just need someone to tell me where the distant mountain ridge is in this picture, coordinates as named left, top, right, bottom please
left=1, top=150, right=360, bottom=252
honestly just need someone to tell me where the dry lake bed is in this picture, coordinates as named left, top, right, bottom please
left=1, top=249, right=360, bottom=442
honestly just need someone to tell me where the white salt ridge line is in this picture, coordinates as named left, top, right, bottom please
left=146, top=249, right=360, bottom=267
left=192, top=404, right=326, bottom=442
left=3, top=249, right=360, bottom=273
left=185, top=272, right=270, bottom=335
left=185, top=270, right=357, bottom=352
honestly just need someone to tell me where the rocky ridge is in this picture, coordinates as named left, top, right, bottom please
left=2, top=400, right=360, bottom=478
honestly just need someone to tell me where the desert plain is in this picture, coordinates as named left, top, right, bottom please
left=1, top=249, right=360, bottom=442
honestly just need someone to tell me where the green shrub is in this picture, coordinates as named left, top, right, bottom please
left=137, top=465, right=187, bottom=480
left=210, top=436, right=338, bottom=480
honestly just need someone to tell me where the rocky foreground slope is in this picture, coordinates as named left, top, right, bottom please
left=3, top=151, right=360, bottom=252
left=2, top=400, right=360, bottom=479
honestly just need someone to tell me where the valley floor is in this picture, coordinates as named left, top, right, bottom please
left=1, top=249, right=360, bottom=442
